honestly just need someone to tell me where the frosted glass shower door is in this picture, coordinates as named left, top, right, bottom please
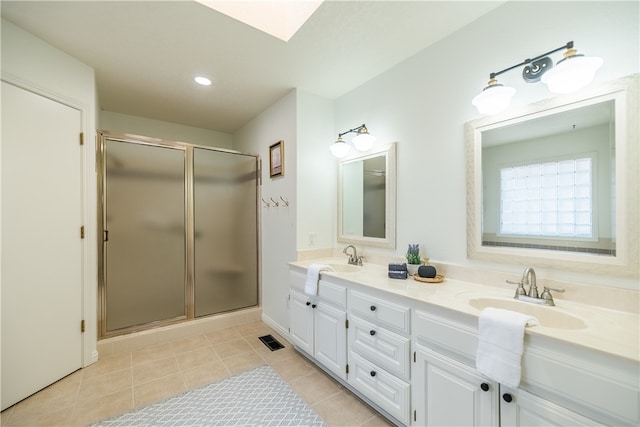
left=104, top=140, right=186, bottom=331
left=194, top=148, right=258, bottom=317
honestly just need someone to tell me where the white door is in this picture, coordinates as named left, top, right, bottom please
left=1, top=81, right=83, bottom=410
left=413, top=348, right=497, bottom=426
left=314, top=302, right=346, bottom=380
left=500, top=387, right=601, bottom=427
left=289, top=290, right=314, bottom=355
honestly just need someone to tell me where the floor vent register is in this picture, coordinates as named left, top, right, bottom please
left=258, top=334, right=285, bottom=351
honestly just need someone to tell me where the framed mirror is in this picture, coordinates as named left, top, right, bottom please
left=338, top=142, right=396, bottom=249
left=466, top=74, right=638, bottom=277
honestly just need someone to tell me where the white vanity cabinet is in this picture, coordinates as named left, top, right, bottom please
left=348, top=290, right=412, bottom=425
left=289, top=271, right=348, bottom=380
left=412, top=306, right=639, bottom=427
left=413, top=347, right=498, bottom=426
left=500, top=387, right=601, bottom=427
left=412, top=352, right=599, bottom=427
left=289, top=264, right=638, bottom=427
left=412, top=307, right=498, bottom=426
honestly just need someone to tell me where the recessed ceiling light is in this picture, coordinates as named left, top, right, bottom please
left=194, top=76, right=212, bottom=86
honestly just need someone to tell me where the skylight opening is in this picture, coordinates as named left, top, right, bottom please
left=194, top=0, right=324, bottom=42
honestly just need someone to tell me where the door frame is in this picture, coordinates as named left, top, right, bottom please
left=0, top=73, right=98, bottom=368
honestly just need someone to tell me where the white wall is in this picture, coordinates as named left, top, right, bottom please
left=328, top=1, right=639, bottom=287
left=1, top=18, right=98, bottom=364
left=234, top=90, right=298, bottom=334
left=100, top=110, right=233, bottom=149
left=296, top=92, right=336, bottom=250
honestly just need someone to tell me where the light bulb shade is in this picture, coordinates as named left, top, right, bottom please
left=329, top=138, right=351, bottom=158
left=352, top=129, right=376, bottom=151
left=541, top=54, right=603, bottom=94
left=472, top=82, right=516, bottom=115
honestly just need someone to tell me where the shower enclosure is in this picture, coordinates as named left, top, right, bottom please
left=98, top=132, right=259, bottom=337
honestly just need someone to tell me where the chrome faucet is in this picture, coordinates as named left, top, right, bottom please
left=343, top=245, right=363, bottom=266
left=522, top=267, right=538, bottom=298
left=507, top=267, right=565, bottom=306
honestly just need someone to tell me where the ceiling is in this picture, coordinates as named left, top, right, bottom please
left=1, top=1, right=504, bottom=134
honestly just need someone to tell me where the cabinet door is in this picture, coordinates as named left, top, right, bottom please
left=289, top=291, right=314, bottom=355
left=413, top=348, right=497, bottom=427
left=500, top=387, right=601, bottom=427
left=314, top=302, right=347, bottom=380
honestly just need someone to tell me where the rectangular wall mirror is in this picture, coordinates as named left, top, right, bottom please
left=338, top=142, right=396, bottom=249
left=465, top=74, right=638, bottom=277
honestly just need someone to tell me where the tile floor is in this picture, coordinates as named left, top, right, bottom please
left=0, top=321, right=393, bottom=427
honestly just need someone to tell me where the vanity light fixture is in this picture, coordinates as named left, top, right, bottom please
left=330, top=124, right=376, bottom=158
left=472, top=41, right=602, bottom=115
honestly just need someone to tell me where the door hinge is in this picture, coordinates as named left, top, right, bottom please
left=81, top=320, right=85, bottom=333
left=80, top=226, right=85, bottom=239
left=79, top=132, right=84, bottom=146
left=414, top=351, right=416, bottom=362
left=345, top=319, right=349, bottom=329
left=257, top=158, right=262, bottom=186
left=346, top=364, right=349, bottom=374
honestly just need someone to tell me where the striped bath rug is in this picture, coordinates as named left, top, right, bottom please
left=92, top=365, right=326, bottom=426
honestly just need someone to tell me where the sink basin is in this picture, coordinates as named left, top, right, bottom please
left=469, top=297, right=587, bottom=330
left=326, top=263, right=361, bottom=273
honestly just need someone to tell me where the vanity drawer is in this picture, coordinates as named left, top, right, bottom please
left=289, top=270, right=306, bottom=292
left=318, top=279, right=347, bottom=309
left=349, top=290, right=410, bottom=336
left=348, top=351, right=410, bottom=425
left=289, top=272, right=346, bottom=308
left=349, top=315, right=410, bottom=380
left=413, top=309, right=478, bottom=362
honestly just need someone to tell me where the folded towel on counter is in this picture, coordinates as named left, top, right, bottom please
left=475, top=307, right=538, bottom=388
left=304, top=264, right=333, bottom=295
left=388, top=263, right=408, bottom=279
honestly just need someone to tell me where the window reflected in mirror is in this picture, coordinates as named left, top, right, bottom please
left=481, top=100, right=615, bottom=256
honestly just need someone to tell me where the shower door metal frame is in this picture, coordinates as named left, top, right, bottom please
left=97, top=131, right=261, bottom=338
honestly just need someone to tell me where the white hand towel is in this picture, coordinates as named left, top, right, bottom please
left=304, top=264, right=333, bottom=296
left=475, top=307, right=538, bottom=388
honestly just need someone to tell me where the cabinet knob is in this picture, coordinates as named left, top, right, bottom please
left=370, top=330, right=376, bottom=336
left=480, top=383, right=489, bottom=392
left=311, top=304, right=317, bottom=309
left=306, top=301, right=311, bottom=306
left=502, top=393, right=513, bottom=403
left=370, top=371, right=376, bottom=377
left=370, top=305, right=376, bottom=311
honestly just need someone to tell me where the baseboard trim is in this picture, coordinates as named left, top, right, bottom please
left=261, top=313, right=290, bottom=343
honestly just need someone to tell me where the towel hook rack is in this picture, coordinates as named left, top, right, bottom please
left=270, top=197, right=279, bottom=207
left=280, top=196, right=289, bottom=207
left=261, top=198, right=270, bottom=207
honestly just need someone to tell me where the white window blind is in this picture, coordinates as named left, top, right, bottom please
left=500, top=157, right=593, bottom=238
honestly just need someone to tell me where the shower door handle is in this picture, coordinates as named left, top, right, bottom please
left=104, top=229, right=109, bottom=242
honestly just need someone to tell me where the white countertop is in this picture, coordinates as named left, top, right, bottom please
left=290, top=259, right=640, bottom=363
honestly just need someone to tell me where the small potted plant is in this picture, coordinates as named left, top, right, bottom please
left=406, top=243, right=422, bottom=276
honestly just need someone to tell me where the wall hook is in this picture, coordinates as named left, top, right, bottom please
left=270, top=197, right=279, bottom=207
left=280, top=196, right=289, bottom=207
left=261, top=198, right=270, bottom=207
